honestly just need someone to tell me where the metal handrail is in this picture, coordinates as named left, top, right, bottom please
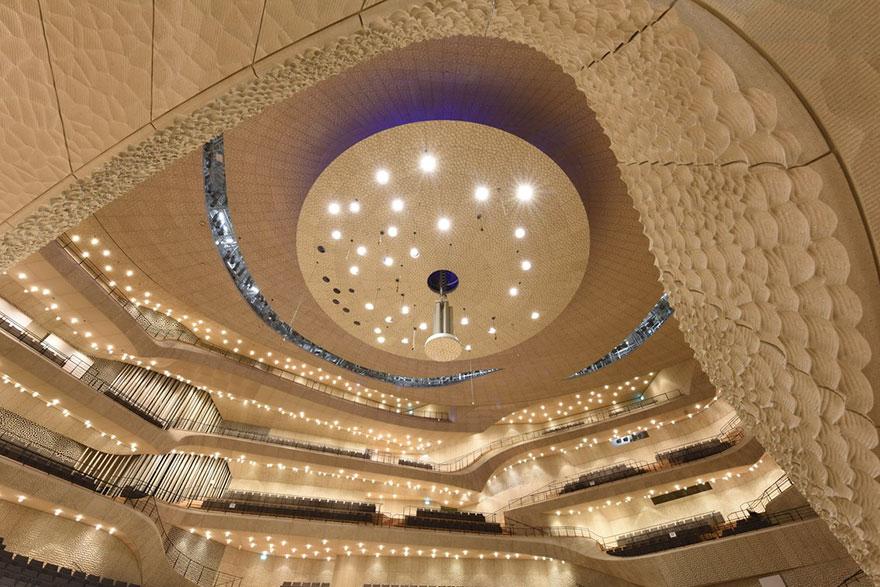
left=56, top=235, right=450, bottom=421
left=506, top=425, right=745, bottom=509
left=732, top=474, right=792, bottom=519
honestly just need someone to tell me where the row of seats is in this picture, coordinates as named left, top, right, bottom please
left=201, top=499, right=375, bottom=524
left=560, top=462, right=644, bottom=495
left=0, top=539, right=138, bottom=587
left=280, top=582, right=329, bottom=587
left=608, top=512, right=724, bottom=556
left=212, top=425, right=371, bottom=461
left=398, top=458, right=434, bottom=470
left=222, top=490, right=376, bottom=513
left=403, top=516, right=503, bottom=534
left=404, top=509, right=501, bottom=534
left=656, top=437, right=732, bottom=466
left=415, top=509, right=486, bottom=522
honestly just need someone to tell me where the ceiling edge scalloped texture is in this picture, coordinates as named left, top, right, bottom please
left=0, top=0, right=874, bottom=578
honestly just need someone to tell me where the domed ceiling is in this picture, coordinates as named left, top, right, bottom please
left=87, top=35, right=693, bottom=406
left=297, top=120, right=590, bottom=360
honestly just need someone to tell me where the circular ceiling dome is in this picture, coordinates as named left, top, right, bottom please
left=296, top=121, right=589, bottom=360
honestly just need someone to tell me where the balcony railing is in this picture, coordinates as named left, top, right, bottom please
left=0, top=423, right=816, bottom=561
left=56, top=235, right=449, bottom=421
left=506, top=423, right=745, bottom=509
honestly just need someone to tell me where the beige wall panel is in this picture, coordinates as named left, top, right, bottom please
left=151, top=0, right=263, bottom=117
left=40, top=0, right=152, bottom=171
left=257, top=0, right=364, bottom=59
left=0, top=499, right=142, bottom=584
left=0, top=0, right=70, bottom=224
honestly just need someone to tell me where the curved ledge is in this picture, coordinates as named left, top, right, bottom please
left=203, top=136, right=500, bottom=389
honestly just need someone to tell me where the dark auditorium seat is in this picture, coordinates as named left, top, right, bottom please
left=0, top=537, right=136, bottom=587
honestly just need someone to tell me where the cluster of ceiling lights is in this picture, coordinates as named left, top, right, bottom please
left=326, top=153, right=541, bottom=351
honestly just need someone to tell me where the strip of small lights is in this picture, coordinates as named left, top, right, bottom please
left=0, top=373, right=138, bottom=452
left=0, top=493, right=117, bottom=537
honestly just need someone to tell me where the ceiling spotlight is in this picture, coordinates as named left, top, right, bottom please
left=375, top=169, right=390, bottom=184
left=349, top=201, right=361, bottom=213
left=373, top=327, right=381, bottom=334
left=409, top=247, right=420, bottom=259
left=328, top=202, right=341, bottom=214
left=516, top=184, right=534, bottom=201
left=401, top=338, right=409, bottom=344
left=531, top=311, right=540, bottom=320
left=460, top=317, right=469, bottom=325
left=331, top=230, right=342, bottom=240
left=465, top=344, right=472, bottom=351
left=349, top=266, right=359, bottom=275
left=90, top=237, right=99, bottom=245
left=509, top=287, right=519, bottom=296
left=377, top=336, right=385, bottom=343
left=385, top=316, right=393, bottom=323
left=365, top=302, right=374, bottom=310
left=475, top=186, right=489, bottom=201
left=387, top=226, right=398, bottom=237
left=514, top=227, right=526, bottom=239
left=419, top=153, right=437, bottom=172
left=488, top=326, right=497, bottom=334
left=521, top=260, right=532, bottom=271
left=419, top=322, right=428, bottom=331
left=391, top=199, right=404, bottom=212
left=356, top=246, right=367, bottom=256
left=382, top=256, right=393, bottom=267
left=401, top=305, right=410, bottom=315
left=437, top=217, right=451, bottom=231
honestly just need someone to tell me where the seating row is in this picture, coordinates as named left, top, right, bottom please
left=222, top=490, right=376, bottom=513
left=560, top=462, right=643, bottom=495
left=414, top=508, right=486, bottom=522
left=0, top=539, right=138, bottom=587
left=280, top=582, right=329, bottom=587
left=201, top=499, right=375, bottom=524
left=398, top=458, right=434, bottom=470
left=656, top=438, right=731, bottom=466
left=403, top=516, right=502, bottom=534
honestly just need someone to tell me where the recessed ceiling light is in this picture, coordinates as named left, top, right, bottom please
left=419, top=322, right=428, bottom=331
left=365, top=302, right=374, bottom=310
left=17, top=273, right=25, bottom=279
left=356, top=246, right=367, bottom=256
left=475, top=186, right=489, bottom=201
left=377, top=336, right=385, bottom=343
left=521, top=260, right=532, bottom=271
left=531, top=311, right=540, bottom=320
left=401, top=305, right=410, bottom=315
left=71, top=235, right=80, bottom=242
left=90, top=237, right=99, bottom=245
left=374, top=327, right=381, bottom=334
left=328, top=202, right=341, bottom=214
left=514, top=227, right=526, bottom=239
left=375, top=169, right=390, bottom=184
left=509, top=287, right=519, bottom=296
left=387, top=226, right=398, bottom=237
left=516, top=184, right=533, bottom=201
left=465, top=344, right=472, bottom=351
left=488, top=326, right=497, bottom=334
left=391, top=199, right=404, bottom=212
left=382, top=256, right=393, bottom=267
left=331, top=230, right=342, bottom=240
left=349, top=201, right=361, bottom=213
left=437, top=217, right=451, bottom=231
left=385, top=316, right=392, bottom=323
left=460, top=317, right=469, bottom=325
left=349, top=266, right=359, bottom=275
left=401, top=338, right=409, bottom=344
left=419, top=153, right=437, bottom=172
left=409, top=247, right=419, bottom=259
